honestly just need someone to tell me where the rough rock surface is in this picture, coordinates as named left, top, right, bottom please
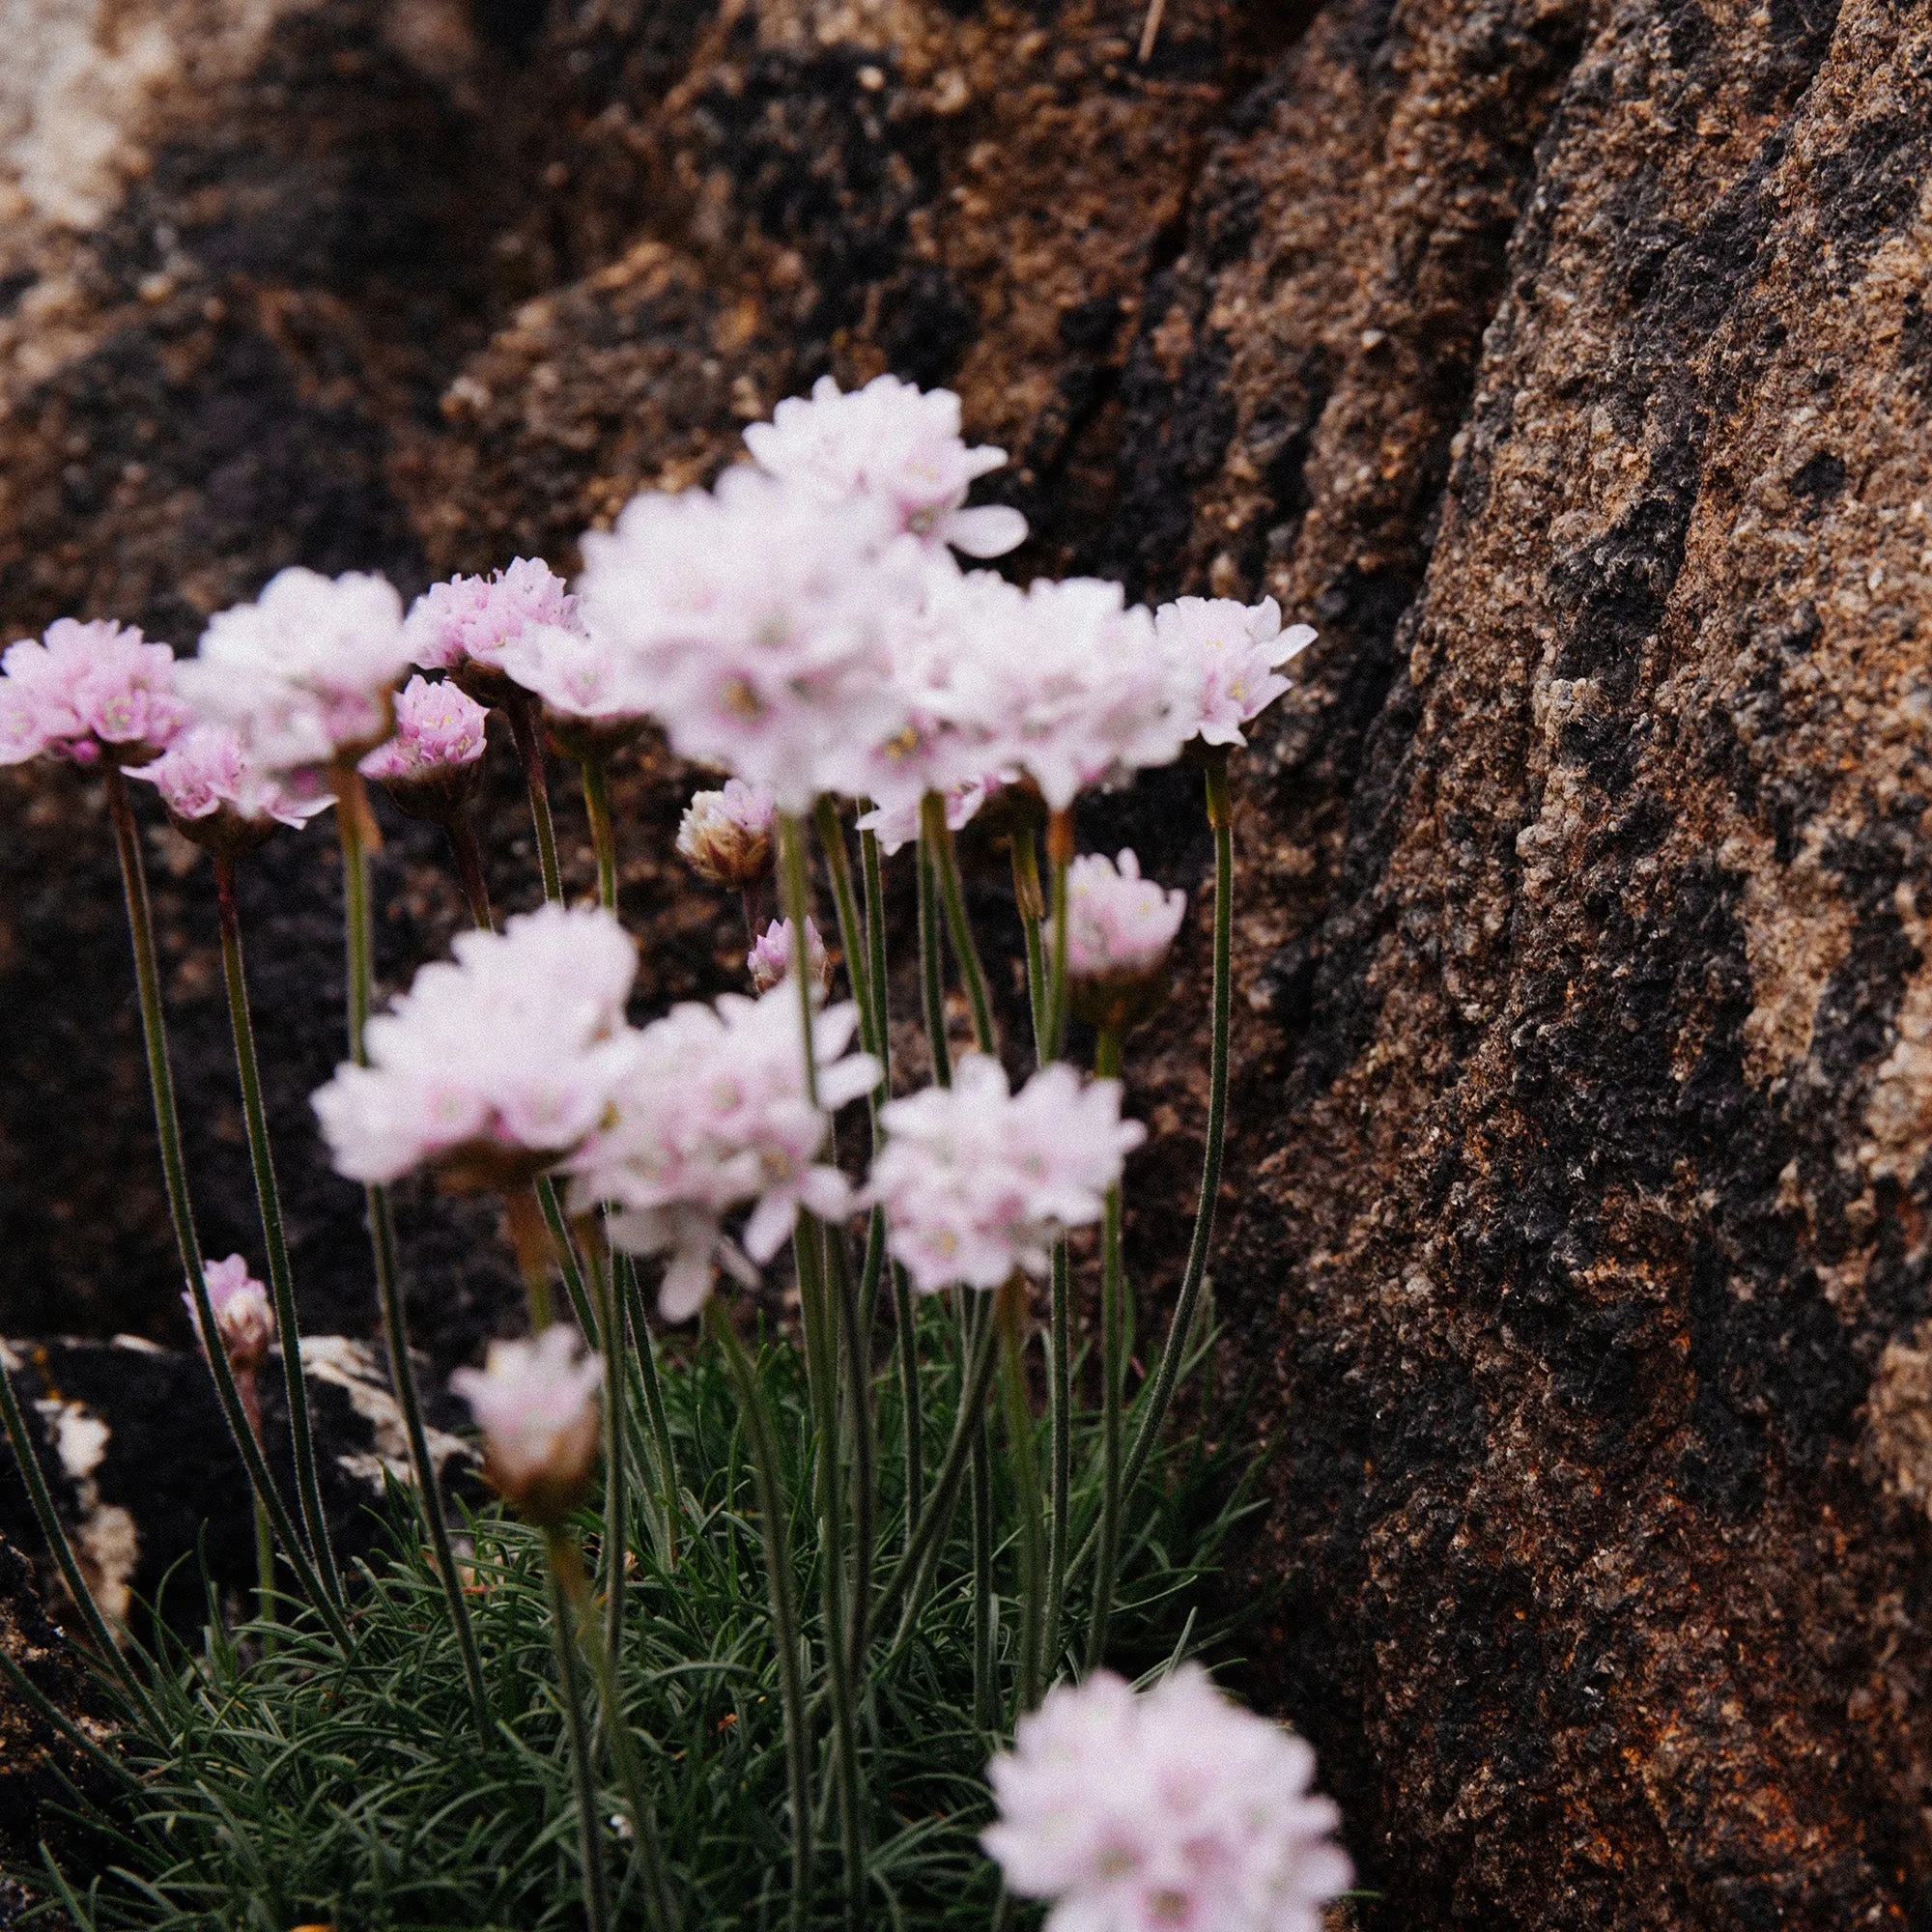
left=4, top=0, right=1932, bottom=1924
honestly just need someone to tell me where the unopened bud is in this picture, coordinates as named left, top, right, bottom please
left=677, top=780, right=775, bottom=888
left=750, top=915, right=831, bottom=998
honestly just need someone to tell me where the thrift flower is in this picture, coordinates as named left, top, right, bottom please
left=867, top=1054, right=1143, bottom=1293
left=312, top=902, right=639, bottom=1189
left=128, top=722, right=334, bottom=856
left=184, top=1254, right=276, bottom=1437
left=1155, top=595, right=1315, bottom=749
left=570, top=986, right=880, bottom=1321
left=1052, top=849, right=1186, bottom=1032
left=451, top=1326, right=604, bottom=1525
left=358, top=674, right=490, bottom=824
left=180, top=568, right=412, bottom=781
left=744, top=372, right=1028, bottom=558
left=494, top=620, right=653, bottom=760
left=406, top=556, right=580, bottom=706
left=748, top=916, right=831, bottom=997
left=677, top=779, right=776, bottom=888
left=982, top=1665, right=1352, bottom=1932
left=0, top=618, right=186, bottom=767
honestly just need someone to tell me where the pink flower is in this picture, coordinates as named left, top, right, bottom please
left=1154, top=595, right=1315, bottom=749
left=744, top=373, right=1028, bottom=558
left=358, top=675, right=490, bottom=823
left=748, top=916, right=831, bottom=997
left=1056, top=851, right=1185, bottom=979
left=494, top=620, right=652, bottom=759
left=855, top=777, right=999, bottom=857
left=0, top=618, right=187, bottom=767
left=982, top=1665, right=1352, bottom=1932
left=406, top=557, right=579, bottom=700
left=180, top=569, right=412, bottom=780
left=183, top=1254, right=276, bottom=1377
left=129, top=722, right=335, bottom=854
left=451, top=1326, right=604, bottom=1524
left=576, top=467, right=917, bottom=810
left=569, top=987, right=880, bottom=1321
left=311, top=903, right=639, bottom=1188
left=677, top=779, right=776, bottom=887
left=867, top=1055, right=1143, bottom=1293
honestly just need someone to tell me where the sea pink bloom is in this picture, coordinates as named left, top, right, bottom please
left=406, top=557, right=579, bottom=687
left=867, top=1054, right=1143, bottom=1293
left=677, top=779, right=776, bottom=887
left=570, top=986, right=879, bottom=1321
left=129, top=722, right=335, bottom=849
left=748, top=916, right=831, bottom=997
left=358, top=675, right=490, bottom=825
left=183, top=1254, right=276, bottom=1376
left=744, top=373, right=1028, bottom=558
left=1154, top=595, right=1316, bottom=749
left=0, top=618, right=187, bottom=767
left=982, top=1665, right=1352, bottom=1932
left=311, top=903, right=639, bottom=1187
left=451, top=1326, right=604, bottom=1524
left=180, top=569, right=412, bottom=780
left=855, top=777, right=999, bottom=857
left=494, top=620, right=653, bottom=757
left=577, top=467, right=917, bottom=810
left=1054, top=850, right=1186, bottom=981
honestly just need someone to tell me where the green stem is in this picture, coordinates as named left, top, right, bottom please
left=544, top=1543, right=613, bottom=1932
left=585, top=1244, right=629, bottom=1669
left=1010, top=832, right=1050, bottom=1067
left=996, top=1279, right=1045, bottom=1715
left=916, top=842, right=951, bottom=1090
left=1119, top=759, right=1234, bottom=1506
left=338, top=790, right=492, bottom=1737
left=709, top=1306, right=813, bottom=1924
left=892, top=1264, right=923, bottom=1556
left=618, top=1253, right=682, bottom=1565
left=969, top=1394, right=995, bottom=1730
left=814, top=797, right=876, bottom=1063
left=830, top=1233, right=876, bottom=1682
left=923, top=796, right=995, bottom=1057
left=447, top=811, right=496, bottom=931
left=253, top=1491, right=275, bottom=1652
left=540, top=1178, right=599, bottom=1342
left=1045, top=1239, right=1070, bottom=1676
left=107, top=767, right=345, bottom=1647
left=1045, top=810, right=1073, bottom=1060
left=582, top=758, right=617, bottom=912
left=214, top=856, right=342, bottom=1607
left=508, top=694, right=564, bottom=903
left=859, top=822, right=892, bottom=1096
left=0, top=1346, right=157, bottom=1720
left=1087, top=1027, right=1126, bottom=1672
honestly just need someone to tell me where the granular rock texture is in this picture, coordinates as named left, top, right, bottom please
left=5, top=0, right=1932, bottom=1924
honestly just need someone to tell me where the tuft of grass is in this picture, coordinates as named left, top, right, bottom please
left=12, top=1298, right=1260, bottom=1930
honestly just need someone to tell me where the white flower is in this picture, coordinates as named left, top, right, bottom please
left=982, top=1666, right=1353, bottom=1932
left=1154, top=595, right=1315, bottom=749
left=867, top=1055, right=1143, bottom=1293
left=495, top=621, right=653, bottom=751
left=744, top=372, right=1028, bottom=558
left=451, top=1326, right=604, bottom=1524
left=181, top=568, right=412, bottom=781
left=312, top=903, right=639, bottom=1187
left=569, top=986, right=879, bottom=1321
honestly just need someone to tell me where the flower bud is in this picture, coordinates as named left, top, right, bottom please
left=185, top=1254, right=276, bottom=1377
left=749, top=915, right=832, bottom=998
left=450, top=1327, right=604, bottom=1526
left=1050, top=850, right=1186, bottom=1035
left=677, top=780, right=775, bottom=888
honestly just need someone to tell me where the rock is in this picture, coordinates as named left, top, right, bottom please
left=3, top=0, right=1932, bottom=1924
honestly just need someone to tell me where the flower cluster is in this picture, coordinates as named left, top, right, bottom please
left=358, top=675, right=491, bottom=824
left=569, top=988, right=879, bottom=1320
left=867, top=1055, right=1143, bottom=1293
left=1155, top=594, right=1316, bottom=750
left=312, top=903, right=639, bottom=1189
left=131, top=723, right=335, bottom=854
left=0, top=619, right=186, bottom=767
left=451, top=1326, right=604, bottom=1526
left=406, top=557, right=580, bottom=705
left=982, top=1666, right=1352, bottom=1932
left=184, top=1254, right=276, bottom=1377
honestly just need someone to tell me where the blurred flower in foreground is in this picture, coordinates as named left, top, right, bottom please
left=130, top=722, right=335, bottom=856
left=1053, top=849, right=1186, bottom=1034
left=451, top=1327, right=604, bottom=1525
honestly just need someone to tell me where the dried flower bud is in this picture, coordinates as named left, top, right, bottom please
left=749, top=915, right=831, bottom=998
left=677, top=780, right=776, bottom=888
left=450, top=1327, right=604, bottom=1526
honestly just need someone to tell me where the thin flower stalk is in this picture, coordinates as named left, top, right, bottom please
left=582, top=757, right=618, bottom=912
left=969, top=1390, right=996, bottom=1731
left=507, top=693, right=563, bottom=903
left=543, top=1548, right=614, bottom=1932
left=213, top=855, right=342, bottom=1605
left=447, top=812, right=495, bottom=930
left=1045, top=809, right=1074, bottom=1060
left=813, top=796, right=878, bottom=1069
left=617, top=1251, right=682, bottom=1565
left=541, top=1178, right=601, bottom=1345
left=337, top=784, right=492, bottom=1737
left=1009, top=830, right=1050, bottom=1066
left=1086, top=1024, right=1127, bottom=1672
left=995, top=1276, right=1045, bottom=1716
left=107, top=767, right=348, bottom=1649
left=580, top=1236, right=631, bottom=1664
left=916, top=841, right=950, bottom=1090
left=829, top=1232, right=876, bottom=1678
left=859, top=821, right=892, bottom=1096
left=709, top=1304, right=813, bottom=1927
left=923, top=793, right=995, bottom=1060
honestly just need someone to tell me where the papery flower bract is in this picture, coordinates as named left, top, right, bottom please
left=677, top=779, right=776, bottom=887
left=312, top=903, right=639, bottom=1187
left=128, top=722, right=335, bottom=856
left=1053, top=849, right=1186, bottom=1032
left=982, top=1665, right=1352, bottom=1932
left=1154, top=594, right=1316, bottom=749
left=495, top=620, right=653, bottom=760
left=577, top=468, right=916, bottom=810
left=451, top=1326, right=604, bottom=1525
left=0, top=618, right=187, bottom=768
left=744, top=372, right=1028, bottom=558
left=181, top=569, right=412, bottom=781
left=749, top=916, right=831, bottom=997
left=183, top=1254, right=276, bottom=1378
left=358, top=675, right=490, bottom=824
left=867, top=1054, right=1143, bottom=1293
left=569, top=986, right=879, bottom=1321
left=406, top=557, right=580, bottom=706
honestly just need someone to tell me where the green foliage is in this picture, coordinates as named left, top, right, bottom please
left=16, top=1301, right=1259, bottom=1930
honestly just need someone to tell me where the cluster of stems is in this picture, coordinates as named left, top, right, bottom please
left=0, top=719, right=1241, bottom=1932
